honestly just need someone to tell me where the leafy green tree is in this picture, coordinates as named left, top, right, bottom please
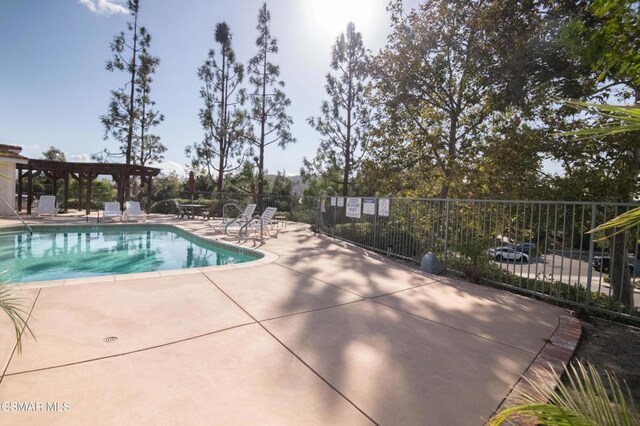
left=369, top=0, right=512, bottom=198
left=58, top=179, right=117, bottom=205
left=301, top=166, right=342, bottom=197
left=151, top=172, right=184, bottom=201
left=187, top=22, right=248, bottom=193
left=271, top=171, right=292, bottom=197
left=306, top=22, right=371, bottom=197
left=99, top=0, right=163, bottom=166
left=555, top=100, right=640, bottom=307
left=362, top=0, right=598, bottom=199
left=562, top=0, right=640, bottom=103
left=42, top=146, right=66, bottom=162
left=550, top=0, right=640, bottom=308
left=246, top=3, right=295, bottom=202
left=466, top=120, right=548, bottom=200
left=224, top=161, right=264, bottom=198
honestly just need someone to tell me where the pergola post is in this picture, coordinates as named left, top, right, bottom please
left=63, top=172, right=70, bottom=213
left=146, top=175, right=153, bottom=214
left=78, top=175, right=83, bottom=211
left=27, top=166, right=33, bottom=215
left=115, top=174, right=125, bottom=211
left=85, top=173, right=93, bottom=215
left=17, top=168, right=23, bottom=212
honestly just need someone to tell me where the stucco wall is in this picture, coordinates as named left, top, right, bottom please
left=0, top=161, right=17, bottom=216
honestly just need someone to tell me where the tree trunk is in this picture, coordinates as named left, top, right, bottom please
left=258, top=46, right=267, bottom=212
left=609, top=232, right=634, bottom=308
left=439, top=113, right=458, bottom=199
left=343, top=69, right=353, bottom=197
left=125, top=10, right=139, bottom=167
left=217, top=156, right=224, bottom=194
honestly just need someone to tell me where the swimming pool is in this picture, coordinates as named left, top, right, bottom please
left=0, top=225, right=261, bottom=284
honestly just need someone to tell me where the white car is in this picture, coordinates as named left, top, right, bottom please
left=488, top=246, right=529, bottom=262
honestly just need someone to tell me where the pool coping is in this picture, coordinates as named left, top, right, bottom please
left=0, top=222, right=279, bottom=290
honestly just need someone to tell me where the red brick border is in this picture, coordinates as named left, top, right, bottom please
left=493, top=306, right=582, bottom=424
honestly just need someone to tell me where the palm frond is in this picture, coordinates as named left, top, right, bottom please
left=588, top=207, right=640, bottom=240
left=557, top=100, right=640, bottom=139
left=0, top=287, right=34, bottom=354
left=489, top=361, right=640, bottom=426
left=489, top=403, right=592, bottom=426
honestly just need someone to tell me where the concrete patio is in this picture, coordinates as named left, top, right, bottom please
left=0, top=215, right=580, bottom=425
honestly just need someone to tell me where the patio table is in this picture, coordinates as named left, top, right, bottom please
left=180, top=204, right=207, bottom=219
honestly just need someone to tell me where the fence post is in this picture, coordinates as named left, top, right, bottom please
left=585, top=204, right=596, bottom=307
left=443, top=199, right=450, bottom=270
left=316, top=197, right=321, bottom=233
left=373, top=197, right=378, bottom=252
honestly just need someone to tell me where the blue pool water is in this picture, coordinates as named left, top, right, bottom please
left=0, top=225, right=260, bottom=284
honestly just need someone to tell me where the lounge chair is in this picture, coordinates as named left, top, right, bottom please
left=239, top=207, right=278, bottom=240
left=34, top=195, right=57, bottom=217
left=102, top=202, right=122, bottom=222
left=215, top=203, right=257, bottom=235
left=123, top=201, right=146, bottom=222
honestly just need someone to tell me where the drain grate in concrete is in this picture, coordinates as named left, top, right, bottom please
left=103, top=336, right=118, bottom=343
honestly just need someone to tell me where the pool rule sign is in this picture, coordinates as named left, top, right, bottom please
left=362, top=197, right=376, bottom=215
left=346, top=197, right=362, bottom=218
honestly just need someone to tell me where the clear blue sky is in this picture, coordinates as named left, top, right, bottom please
left=0, top=0, right=418, bottom=176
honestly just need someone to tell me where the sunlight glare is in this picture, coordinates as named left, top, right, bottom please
left=305, top=0, right=377, bottom=40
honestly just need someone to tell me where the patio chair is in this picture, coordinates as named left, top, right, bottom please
left=239, top=206, right=278, bottom=240
left=123, top=201, right=146, bottom=222
left=34, top=195, right=57, bottom=217
left=102, top=202, right=122, bottom=222
left=196, top=205, right=212, bottom=220
left=214, top=203, right=257, bottom=236
left=174, top=200, right=187, bottom=219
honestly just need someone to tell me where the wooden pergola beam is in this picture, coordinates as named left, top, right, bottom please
left=17, top=160, right=161, bottom=216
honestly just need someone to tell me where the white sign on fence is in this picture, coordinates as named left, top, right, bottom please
left=362, top=197, right=376, bottom=215
left=346, top=197, right=362, bottom=218
left=337, top=197, right=345, bottom=207
left=378, top=198, right=390, bottom=217
left=330, top=197, right=336, bottom=206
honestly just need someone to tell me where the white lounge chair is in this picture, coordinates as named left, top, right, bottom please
left=215, top=203, right=257, bottom=235
left=34, top=195, right=57, bottom=217
left=240, top=207, right=278, bottom=240
left=103, top=202, right=122, bottom=222
left=123, top=201, right=146, bottom=222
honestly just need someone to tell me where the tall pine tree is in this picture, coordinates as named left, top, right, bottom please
left=133, top=50, right=165, bottom=167
left=306, top=22, right=371, bottom=196
left=99, top=0, right=164, bottom=167
left=246, top=3, right=295, bottom=204
left=187, top=22, right=248, bottom=193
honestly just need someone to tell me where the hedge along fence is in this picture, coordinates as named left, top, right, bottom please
left=446, top=254, right=640, bottom=321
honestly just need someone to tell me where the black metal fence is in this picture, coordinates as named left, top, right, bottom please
left=316, top=196, right=640, bottom=323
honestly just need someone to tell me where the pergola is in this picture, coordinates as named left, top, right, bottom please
left=16, top=159, right=161, bottom=215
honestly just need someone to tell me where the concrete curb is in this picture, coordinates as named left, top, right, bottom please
left=492, top=306, right=582, bottom=424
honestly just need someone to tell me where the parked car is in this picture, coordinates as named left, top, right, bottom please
left=514, top=243, right=536, bottom=254
left=488, top=247, right=529, bottom=262
left=592, top=256, right=636, bottom=274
